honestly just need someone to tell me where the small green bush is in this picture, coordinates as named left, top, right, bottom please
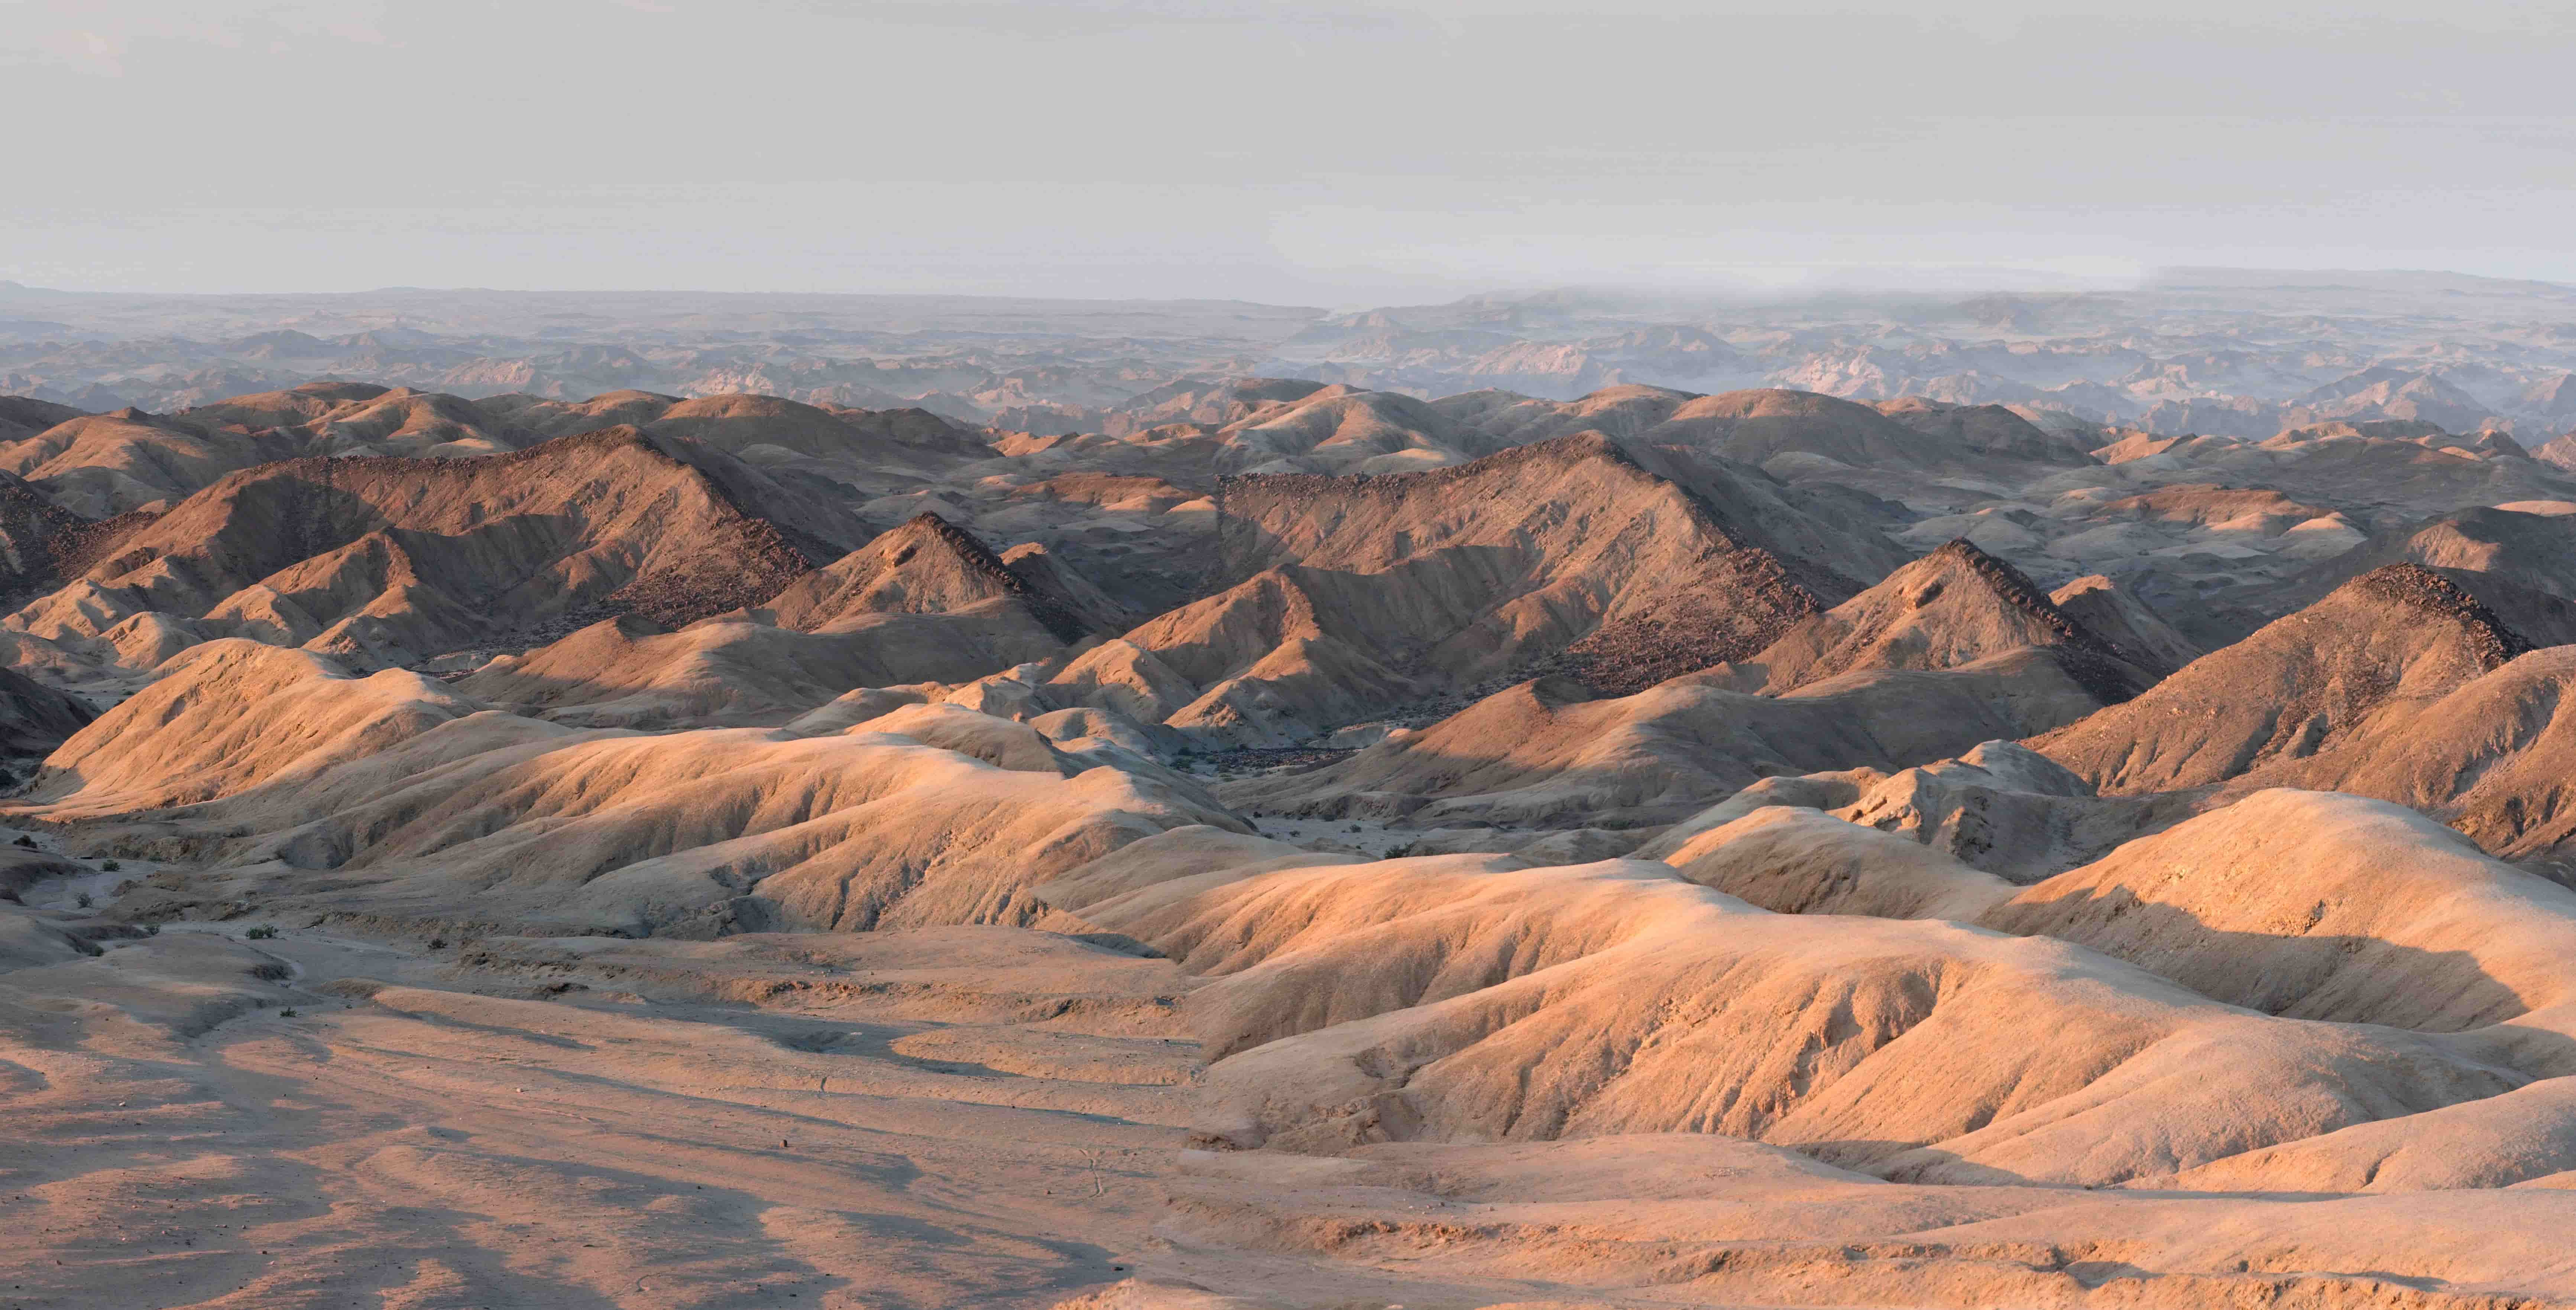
left=100, top=859, right=120, bottom=872
left=244, top=925, right=278, bottom=940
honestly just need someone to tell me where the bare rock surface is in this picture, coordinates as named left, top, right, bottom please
left=20, top=281, right=2576, bottom=1306
left=5, top=425, right=873, bottom=672
left=2034, top=563, right=2534, bottom=794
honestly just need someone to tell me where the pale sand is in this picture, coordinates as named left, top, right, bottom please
left=0, top=916, right=1339, bottom=1309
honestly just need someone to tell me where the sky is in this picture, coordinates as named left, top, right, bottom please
left=2, top=0, right=2572, bottom=304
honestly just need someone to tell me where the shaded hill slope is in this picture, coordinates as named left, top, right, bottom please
left=1072, top=431, right=1903, bottom=745
left=189, top=382, right=519, bottom=457
left=2241, top=504, right=2576, bottom=648
left=1963, top=789, right=2576, bottom=1193
left=457, top=514, right=1107, bottom=725
left=1751, top=540, right=2158, bottom=701
left=0, top=663, right=93, bottom=759
left=1224, top=652, right=2109, bottom=828
left=1446, top=386, right=2093, bottom=484
left=0, top=396, right=85, bottom=443
left=0, top=382, right=993, bottom=520
left=1228, top=541, right=2152, bottom=827
left=0, top=383, right=536, bottom=517
left=1207, top=385, right=1493, bottom=476
left=2033, top=564, right=2535, bottom=795
left=761, top=512, right=1096, bottom=642
left=2046, top=573, right=2203, bottom=676
left=0, top=407, right=303, bottom=517
left=6, top=426, right=871, bottom=669
left=18, top=640, right=1244, bottom=937
left=1037, top=831, right=2529, bottom=1188
left=1981, top=790, right=2576, bottom=1035
left=2141, top=646, right=2576, bottom=874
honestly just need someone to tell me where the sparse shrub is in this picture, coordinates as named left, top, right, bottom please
left=278, top=1009, right=299, bottom=1018
left=249, top=962, right=291, bottom=981
left=244, top=924, right=278, bottom=940
left=100, top=860, right=120, bottom=872
left=426, top=937, right=447, bottom=950
left=12, top=835, right=32, bottom=849
left=145, top=922, right=160, bottom=936
left=75, top=892, right=93, bottom=909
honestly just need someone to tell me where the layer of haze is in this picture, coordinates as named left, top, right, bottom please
left=3, top=0, right=2572, bottom=302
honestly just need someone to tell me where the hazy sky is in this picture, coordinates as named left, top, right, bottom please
left=3, top=0, right=2572, bottom=303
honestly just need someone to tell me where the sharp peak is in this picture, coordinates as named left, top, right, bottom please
left=883, top=512, right=1097, bottom=644
left=2335, top=563, right=2536, bottom=668
left=1910, top=540, right=2158, bottom=705
left=1920, top=538, right=2056, bottom=600
left=1925, top=537, right=2009, bottom=567
left=1910, top=538, right=2125, bottom=653
left=884, top=509, right=1002, bottom=557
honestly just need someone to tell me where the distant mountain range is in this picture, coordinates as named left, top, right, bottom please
left=3, top=271, right=2572, bottom=446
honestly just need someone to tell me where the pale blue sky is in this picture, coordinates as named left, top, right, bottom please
left=3, top=1, right=2570, bottom=301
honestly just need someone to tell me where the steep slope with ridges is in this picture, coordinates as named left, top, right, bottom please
left=1754, top=540, right=2158, bottom=703
left=2034, top=563, right=2533, bottom=794
left=1088, top=431, right=1893, bottom=743
left=764, top=512, right=1094, bottom=643
left=5, top=426, right=870, bottom=666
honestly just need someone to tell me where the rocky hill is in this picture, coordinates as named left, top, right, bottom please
left=17, top=314, right=2576, bottom=1308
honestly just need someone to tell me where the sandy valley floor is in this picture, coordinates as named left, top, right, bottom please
left=22, top=905, right=2576, bottom=1310
left=0, top=912, right=1243, bottom=1310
